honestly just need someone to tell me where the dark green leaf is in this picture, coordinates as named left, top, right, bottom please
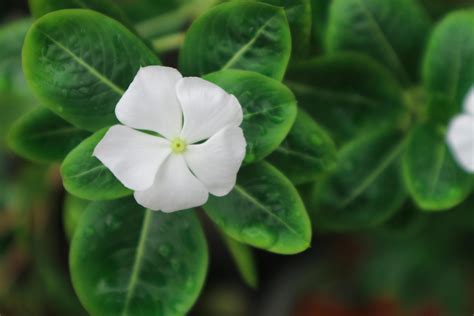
left=0, top=18, right=33, bottom=96
left=0, top=19, right=37, bottom=146
left=311, top=129, right=407, bottom=231
left=259, top=0, right=312, bottom=58
left=402, top=121, right=472, bottom=211
left=29, top=0, right=131, bottom=26
left=70, top=197, right=208, bottom=316
left=326, top=0, right=431, bottom=85
left=204, top=161, right=311, bottom=254
left=23, top=9, right=160, bottom=131
left=221, top=233, right=258, bottom=288
left=204, top=69, right=297, bottom=163
left=423, top=10, right=474, bottom=113
left=286, top=54, right=405, bottom=144
left=268, top=109, right=337, bottom=185
left=8, top=107, right=90, bottom=163
left=310, top=0, right=331, bottom=52
left=61, top=128, right=132, bottom=200
left=63, top=194, right=89, bottom=241
left=179, top=1, right=291, bottom=80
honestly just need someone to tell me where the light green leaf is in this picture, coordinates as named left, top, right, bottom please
left=204, top=69, right=297, bottom=164
left=268, top=109, right=337, bottom=185
left=204, top=161, right=311, bottom=255
left=23, top=9, right=160, bottom=131
left=179, top=1, right=291, bottom=80
left=286, top=54, right=405, bottom=145
left=70, top=197, right=208, bottom=316
left=423, top=10, right=474, bottom=113
left=61, top=128, right=131, bottom=200
left=8, top=107, right=90, bottom=163
left=259, top=0, right=312, bottom=58
left=403, top=121, right=472, bottom=211
left=326, top=0, right=431, bottom=85
left=311, top=129, right=407, bottom=231
left=221, top=233, right=258, bottom=288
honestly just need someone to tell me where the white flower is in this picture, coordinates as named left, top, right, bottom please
left=446, top=87, right=474, bottom=173
left=93, top=66, right=246, bottom=212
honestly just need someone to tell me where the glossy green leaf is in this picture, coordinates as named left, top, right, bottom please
left=29, top=0, right=131, bottom=26
left=326, top=0, right=431, bottom=85
left=204, top=69, right=297, bottom=164
left=286, top=54, right=405, bottom=144
left=403, top=122, right=472, bottom=211
left=268, top=109, right=337, bottom=185
left=63, top=194, right=89, bottom=241
left=204, top=161, right=311, bottom=254
left=221, top=233, right=258, bottom=288
left=423, top=10, right=474, bottom=113
left=23, top=9, right=160, bottom=131
left=179, top=1, right=291, bottom=80
left=70, top=197, right=208, bottom=316
left=8, top=107, right=90, bottom=163
left=61, top=129, right=131, bottom=200
left=311, top=129, right=407, bottom=231
left=259, top=0, right=312, bottom=58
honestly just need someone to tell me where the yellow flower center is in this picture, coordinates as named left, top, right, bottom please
left=171, top=138, right=187, bottom=153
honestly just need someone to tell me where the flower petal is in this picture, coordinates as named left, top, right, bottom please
left=463, top=86, right=474, bottom=115
left=184, top=127, right=246, bottom=196
left=115, top=66, right=183, bottom=139
left=447, top=114, right=474, bottom=173
left=93, top=125, right=171, bottom=191
left=176, top=77, right=243, bottom=143
left=134, top=154, right=209, bottom=212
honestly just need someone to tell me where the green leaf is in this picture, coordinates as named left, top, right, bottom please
left=29, top=0, right=131, bottom=26
left=423, top=10, right=474, bottom=113
left=8, top=107, right=90, bottom=163
left=310, top=0, right=331, bottom=52
left=402, top=121, right=472, bottom=211
left=204, top=161, right=311, bottom=255
left=23, top=9, right=160, bottom=132
left=0, top=18, right=34, bottom=96
left=61, top=128, right=131, bottom=200
left=221, top=233, right=258, bottom=288
left=286, top=54, right=405, bottom=145
left=311, top=129, right=407, bottom=231
left=63, top=193, right=89, bottom=241
left=259, top=0, right=312, bottom=58
left=326, top=0, right=431, bottom=85
left=70, top=197, right=208, bottom=316
left=179, top=1, right=291, bottom=80
left=204, top=69, right=297, bottom=164
left=0, top=19, right=37, bottom=146
left=268, top=109, right=337, bottom=185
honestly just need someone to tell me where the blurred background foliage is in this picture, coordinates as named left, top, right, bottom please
left=1, top=0, right=474, bottom=315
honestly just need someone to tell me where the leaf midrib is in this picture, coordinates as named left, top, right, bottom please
left=338, top=138, right=406, bottom=208
left=40, top=31, right=125, bottom=96
left=121, top=210, right=153, bottom=316
left=354, top=0, right=411, bottom=84
left=234, top=184, right=308, bottom=246
left=221, top=13, right=280, bottom=70
left=274, top=146, right=324, bottom=164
